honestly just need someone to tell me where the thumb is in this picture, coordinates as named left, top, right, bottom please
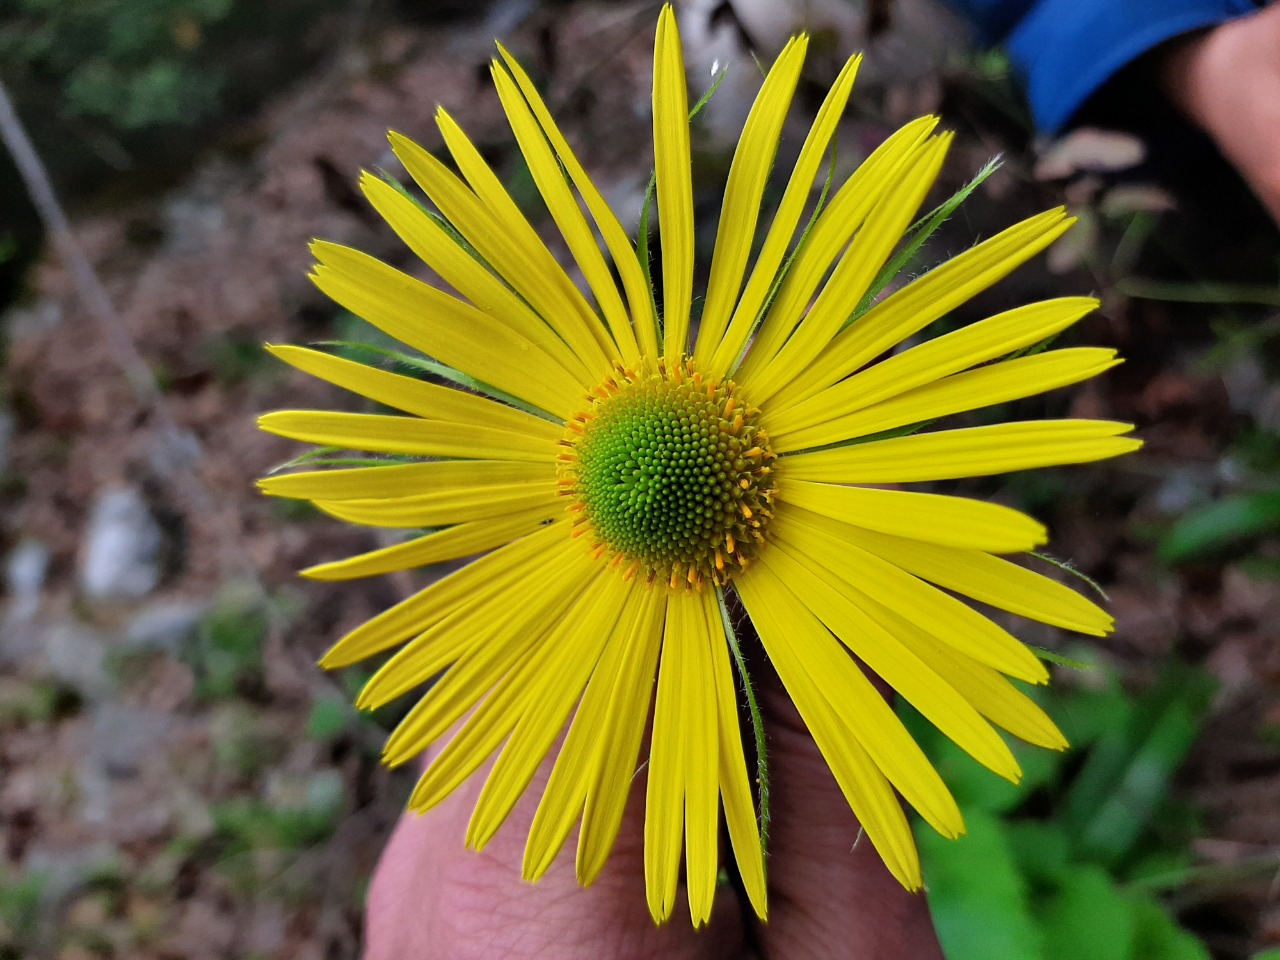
left=363, top=719, right=745, bottom=960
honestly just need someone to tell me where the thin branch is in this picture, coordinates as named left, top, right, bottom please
left=0, top=78, right=259, bottom=590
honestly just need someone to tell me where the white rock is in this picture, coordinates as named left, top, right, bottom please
left=78, top=486, right=164, bottom=601
left=4, top=538, right=49, bottom=626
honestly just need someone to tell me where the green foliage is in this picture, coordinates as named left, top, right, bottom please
left=211, top=790, right=340, bottom=855
left=0, top=0, right=234, bottom=130
left=0, top=676, right=81, bottom=726
left=1157, top=491, right=1280, bottom=566
left=1155, top=318, right=1280, bottom=570
left=205, top=333, right=276, bottom=385
left=305, top=692, right=350, bottom=742
left=210, top=703, right=288, bottom=779
left=911, top=664, right=1217, bottom=960
left=208, top=777, right=345, bottom=894
left=0, top=866, right=45, bottom=948
left=186, top=581, right=284, bottom=700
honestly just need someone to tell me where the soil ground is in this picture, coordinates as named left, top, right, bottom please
left=1, top=2, right=1277, bottom=957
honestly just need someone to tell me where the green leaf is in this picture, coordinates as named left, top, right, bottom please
left=1062, top=666, right=1215, bottom=867
left=1025, top=644, right=1093, bottom=670
left=1157, top=491, right=1280, bottom=565
left=920, top=810, right=1043, bottom=960
left=1127, top=893, right=1210, bottom=960
left=1004, top=821, right=1071, bottom=887
left=1048, top=682, right=1132, bottom=751
left=306, top=695, right=349, bottom=741
left=1038, top=866, right=1134, bottom=960
left=900, top=702, right=1059, bottom=814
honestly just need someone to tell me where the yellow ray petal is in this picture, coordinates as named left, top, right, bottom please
left=700, top=52, right=863, bottom=376
left=705, top=591, right=767, bottom=920
left=691, top=35, right=808, bottom=366
left=408, top=614, right=564, bottom=812
left=774, top=348, right=1122, bottom=451
left=653, top=5, right=694, bottom=361
left=765, top=542, right=1021, bottom=781
left=466, top=572, right=633, bottom=849
left=728, top=119, right=939, bottom=379
left=495, top=43, right=660, bottom=356
left=739, top=561, right=964, bottom=834
left=257, top=410, right=554, bottom=463
left=315, top=481, right=558, bottom=528
left=522, top=583, right=651, bottom=882
left=572, top=588, right=666, bottom=885
left=768, top=296, right=1099, bottom=437
left=778, top=478, right=1047, bottom=554
left=645, top=584, right=690, bottom=923
left=355, top=175, right=596, bottom=387
left=867, top=596, right=1068, bottom=750
left=781, top=419, right=1141, bottom=483
left=311, top=238, right=584, bottom=417
left=744, top=134, right=951, bottom=403
left=777, top=505, right=1048, bottom=682
left=387, top=624, right=541, bottom=775
left=681, top=588, right=720, bottom=927
left=385, top=557, right=598, bottom=770
left=301, top=509, right=560, bottom=581
left=736, top=567, right=926, bottom=887
left=357, top=534, right=593, bottom=712
left=769, top=207, right=1075, bottom=411
left=265, top=344, right=561, bottom=439
left=491, top=65, right=639, bottom=363
left=824, top=524, right=1114, bottom=635
left=319, top=520, right=572, bottom=667
left=436, top=109, right=618, bottom=360
left=260, top=459, right=553, bottom=502
left=391, top=130, right=617, bottom=376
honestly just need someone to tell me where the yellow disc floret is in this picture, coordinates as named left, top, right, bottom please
left=559, top=360, right=776, bottom=588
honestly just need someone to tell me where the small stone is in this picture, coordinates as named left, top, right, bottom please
left=2, top=539, right=50, bottom=644
left=1150, top=468, right=1206, bottom=516
left=77, top=486, right=164, bottom=602
left=86, top=704, right=173, bottom=778
left=123, top=600, right=205, bottom=653
left=43, top=621, right=109, bottom=697
left=23, top=842, right=119, bottom=906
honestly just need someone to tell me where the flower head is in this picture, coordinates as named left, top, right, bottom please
left=259, top=5, right=1140, bottom=926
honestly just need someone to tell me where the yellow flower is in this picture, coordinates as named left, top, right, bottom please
left=258, top=5, right=1139, bottom=926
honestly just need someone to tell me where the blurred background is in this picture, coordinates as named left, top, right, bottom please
left=0, top=1, right=1277, bottom=957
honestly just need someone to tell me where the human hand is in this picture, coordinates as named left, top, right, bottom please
left=363, top=673, right=945, bottom=960
left=1160, top=3, right=1280, bottom=225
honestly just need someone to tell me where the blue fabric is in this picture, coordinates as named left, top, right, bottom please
left=943, top=0, right=1263, bottom=132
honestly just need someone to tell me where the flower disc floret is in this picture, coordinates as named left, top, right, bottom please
left=560, top=361, right=776, bottom=587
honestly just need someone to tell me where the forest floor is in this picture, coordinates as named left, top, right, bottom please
left=1, top=1, right=1278, bottom=957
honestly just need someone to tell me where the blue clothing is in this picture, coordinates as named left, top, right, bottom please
left=944, top=0, right=1263, bottom=132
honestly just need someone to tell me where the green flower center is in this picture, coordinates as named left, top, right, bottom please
left=560, top=362, right=775, bottom=588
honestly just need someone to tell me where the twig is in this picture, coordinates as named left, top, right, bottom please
left=0, top=81, right=158, bottom=400
left=0, top=78, right=259, bottom=591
